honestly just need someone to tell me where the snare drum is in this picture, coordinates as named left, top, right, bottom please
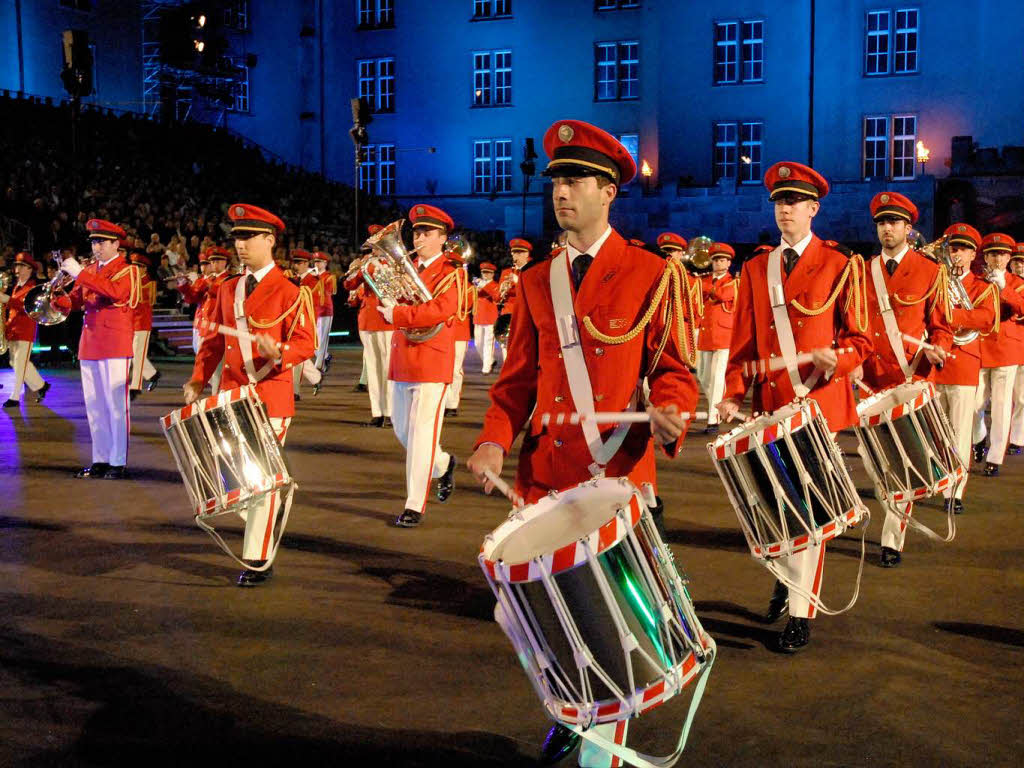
left=854, top=380, right=964, bottom=504
left=480, top=477, right=714, bottom=729
left=161, top=385, right=292, bottom=519
left=709, top=399, right=867, bottom=560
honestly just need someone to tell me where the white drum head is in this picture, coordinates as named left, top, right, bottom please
left=857, top=380, right=932, bottom=420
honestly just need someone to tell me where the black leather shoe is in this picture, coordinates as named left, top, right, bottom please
left=436, top=456, right=456, bottom=502
left=35, top=381, right=51, bottom=403
left=880, top=546, right=902, bottom=568
left=103, top=465, right=128, bottom=480
left=394, top=509, right=422, bottom=528
left=129, top=389, right=141, bottom=402
left=775, top=617, right=810, bottom=653
left=766, top=580, right=789, bottom=623
left=972, top=442, right=987, bottom=464
left=1008, top=444, right=1023, bottom=456
left=237, top=562, right=274, bottom=587
left=444, top=408, right=458, bottom=418
left=294, top=393, right=302, bottom=402
left=144, top=370, right=161, bottom=392
left=984, top=462, right=999, bottom=477
left=75, top=462, right=110, bottom=479
left=382, top=416, right=392, bottom=428
left=954, top=499, right=963, bottom=515
left=322, top=352, right=333, bottom=374
left=354, top=382, right=367, bottom=392
left=363, top=416, right=384, bottom=428
left=539, top=723, right=580, bottom=765
left=312, top=380, right=322, bottom=396
left=2, top=398, right=18, bottom=409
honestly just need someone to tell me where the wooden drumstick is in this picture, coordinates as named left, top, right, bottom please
left=199, top=319, right=289, bottom=351
left=482, top=469, right=523, bottom=507
left=854, top=379, right=875, bottom=395
left=743, top=347, right=855, bottom=377
left=538, top=410, right=737, bottom=425
left=901, top=333, right=955, bottom=359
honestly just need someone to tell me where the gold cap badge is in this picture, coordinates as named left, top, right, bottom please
left=957, top=225, right=966, bottom=233
left=778, top=166, right=790, bottom=178
left=558, top=124, right=574, bottom=143
left=234, top=206, right=245, bottom=217
left=416, top=206, right=425, bottom=215
left=880, top=194, right=890, bottom=203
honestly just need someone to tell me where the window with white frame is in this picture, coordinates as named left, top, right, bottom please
left=473, top=0, right=511, bottom=18
left=862, top=115, right=917, bottom=180
left=473, top=50, right=512, bottom=106
left=357, top=57, right=395, bottom=112
left=473, top=139, right=512, bottom=193
left=715, top=19, right=764, bottom=85
left=230, top=61, right=250, bottom=112
left=713, top=121, right=764, bottom=183
left=865, top=8, right=918, bottom=76
left=359, top=0, right=394, bottom=28
left=359, top=143, right=396, bottom=196
left=596, top=0, right=641, bottom=9
left=594, top=41, right=639, bottom=101
left=223, top=0, right=249, bottom=29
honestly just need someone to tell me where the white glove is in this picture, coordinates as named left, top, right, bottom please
left=376, top=305, right=394, bottom=324
left=988, top=270, right=1006, bottom=290
left=61, top=258, right=83, bottom=278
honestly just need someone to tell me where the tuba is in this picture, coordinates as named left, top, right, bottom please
left=921, top=235, right=978, bottom=346
left=25, top=252, right=75, bottom=326
left=0, top=272, right=10, bottom=354
left=682, top=235, right=713, bottom=273
left=361, top=219, right=444, bottom=342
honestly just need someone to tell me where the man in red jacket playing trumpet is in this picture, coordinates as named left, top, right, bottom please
left=1, top=251, right=50, bottom=408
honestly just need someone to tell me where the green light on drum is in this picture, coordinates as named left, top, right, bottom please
left=603, top=547, right=670, bottom=668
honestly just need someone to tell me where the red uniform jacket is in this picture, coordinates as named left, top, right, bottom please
left=978, top=273, right=1024, bottom=368
left=933, top=273, right=999, bottom=387
left=388, top=257, right=460, bottom=383
left=133, top=275, right=157, bottom=332
left=474, top=280, right=500, bottom=325
left=4, top=278, right=39, bottom=342
left=724, top=236, right=872, bottom=432
left=698, top=273, right=737, bottom=351
left=191, top=266, right=317, bottom=418
left=862, top=249, right=954, bottom=389
left=315, top=272, right=336, bottom=317
left=498, top=268, right=518, bottom=317
left=476, top=230, right=698, bottom=502
left=178, top=275, right=209, bottom=310
left=343, top=270, right=393, bottom=332
left=200, top=271, right=231, bottom=326
left=454, top=276, right=473, bottom=342
left=66, top=255, right=139, bottom=360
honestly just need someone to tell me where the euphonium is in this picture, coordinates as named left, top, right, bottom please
left=920, top=235, right=978, bottom=346
left=25, top=251, right=75, bottom=326
left=361, top=219, right=444, bottom=343
left=683, top=235, right=714, bottom=273
left=0, top=272, right=11, bottom=354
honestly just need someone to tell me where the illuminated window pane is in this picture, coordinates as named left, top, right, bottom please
left=713, top=122, right=737, bottom=182
left=892, top=114, right=917, bottom=180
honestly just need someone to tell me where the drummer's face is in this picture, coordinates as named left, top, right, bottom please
left=876, top=217, right=909, bottom=250
left=773, top=196, right=818, bottom=242
left=235, top=233, right=275, bottom=270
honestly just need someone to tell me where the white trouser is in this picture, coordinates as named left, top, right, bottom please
left=359, top=357, right=367, bottom=386
left=390, top=380, right=451, bottom=513
left=314, top=316, right=332, bottom=369
left=474, top=323, right=496, bottom=373
left=1010, top=367, right=1024, bottom=446
left=7, top=339, right=44, bottom=399
left=240, top=417, right=292, bottom=561
left=938, top=383, right=977, bottom=500
left=80, top=357, right=131, bottom=466
left=446, top=340, right=468, bottom=408
left=697, top=348, right=728, bottom=424
left=973, top=365, right=1018, bottom=464
left=881, top=500, right=914, bottom=552
left=773, top=542, right=827, bottom=619
left=292, top=358, right=322, bottom=394
left=130, top=330, right=157, bottom=390
left=360, top=329, right=392, bottom=417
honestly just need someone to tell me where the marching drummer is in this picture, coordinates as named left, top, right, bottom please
left=0, top=251, right=51, bottom=408
left=473, top=262, right=500, bottom=374
left=375, top=205, right=463, bottom=528
left=856, top=191, right=953, bottom=568
left=717, top=161, right=872, bottom=652
left=931, top=224, right=998, bottom=514
left=468, top=119, right=698, bottom=767
left=697, top=243, right=736, bottom=435
left=183, top=203, right=317, bottom=587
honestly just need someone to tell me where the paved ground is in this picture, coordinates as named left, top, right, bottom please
left=0, top=347, right=1021, bottom=767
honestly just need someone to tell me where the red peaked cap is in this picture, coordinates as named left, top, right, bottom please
left=86, top=218, right=127, bottom=240
left=1012, top=242, right=1024, bottom=260
left=509, top=238, right=532, bottom=252
left=290, top=249, right=311, bottom=262
left=479, top=262, right=497, bottom=272
left=870, top=191, right=918, bottom=224
left=208, top=246, right=231, bottom=260
left=943, top=223, right=982, bottom=250
left=228, top=203, right=285, bottom=236
left=657, top=233, right=687, bottom=251
left=311, top=251, right=329, bottom=262
left=541, top=119, right=637, bottom=185
left=130, top=251, right=151, bottom=267
left=980, top=232, right=1015, bottom=253
left=764, top=161, right=829, bottom=201
left=710, top=242, right=735, bottom=259
left=367, top=224, right=383, bottom=235
left=13, top=251, right=38, bottom=270
left=409, top=204, right=454, bottom=232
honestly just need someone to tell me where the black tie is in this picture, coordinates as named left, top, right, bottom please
left=886, top=258, right=898, bottom=277
left=572, top=254, right=593, bottom=290
left=783, top=248, right=799, bottom=275
left=245, top=274, right=258, bottom=297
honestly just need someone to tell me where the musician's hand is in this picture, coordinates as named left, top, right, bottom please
left=851, top=364, right=865, bottom=384
left=811, top=346, right=838, bottom=375
left=716, top=398, right=742, bottom=423
left=60, top=258, right=82, bottom=278
left=987, top=269, right=1006, bottom=290
left=925, top=345, right=947, bottom=366
left=255, top=332, right=281, bottom=363
left=376, top=305, right=394, bottom=324
left=468, top=443, right=504, bottom=494
left=647, top=403, right=686, bottom=444
left=183, top=380, right=203, bottom=404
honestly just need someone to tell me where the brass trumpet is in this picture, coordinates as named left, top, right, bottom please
left=24, top=251, right=75, bottom=326
left=920, top=235, right=978, bottom=346
left=682, top=235, right=713, bottom=273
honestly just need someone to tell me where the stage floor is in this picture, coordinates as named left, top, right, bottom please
left=1, top=348, right=1021, bottom=767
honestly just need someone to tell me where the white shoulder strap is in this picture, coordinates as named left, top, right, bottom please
left=549, top=250, right=634, bottom=475
left=870, top=257, right=914, bottom=379
left=234, top=277, right=274, bottom=384
left=766, top=247, right=813, bottom=398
